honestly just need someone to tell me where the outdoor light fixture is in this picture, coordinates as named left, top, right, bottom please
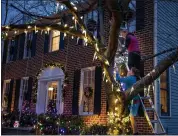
left=48, top=87, right=54, bottom=91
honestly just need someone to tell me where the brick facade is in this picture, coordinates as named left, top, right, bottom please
left=1, top=0, right=155, bottom=134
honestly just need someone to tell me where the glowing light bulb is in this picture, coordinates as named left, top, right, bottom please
left=5, top=26, right=9, bottom=29
left=64, top=24, right=68, bottom=27
left=105, top=60, right=109, bottom=66
left=95, top=43, right=99, bottom=52
left=74, top=7, right=77, bottom=10
left=24, top=30, right=27, bottom=34
left=27, top=25, right=31, bottom=29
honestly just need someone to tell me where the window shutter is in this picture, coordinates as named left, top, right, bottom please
left=19, top=33, right=25, bottom=60
left=27, top=77, right=33, bottom=102
left=1, top=81, right=4, bottom=101
left=59, top=32, right=64, bottom=50
left=94, top=66, right=102, bottom=114
left=7, top=79, right=14, bottom=111
left=31, top=31, right=37, bottom=57
left=76, top=24, right=83, bottom=45
left=72, top=69, right=81, bottom=115
left=2, top=40, right=8, bottom=64
left=13, top=36, right=19, bottom=61
left=14, top=79, right=21, bottom=110
left=44, top=33, right=49, bottom=53
left=136, top=0, right=145, bottom=30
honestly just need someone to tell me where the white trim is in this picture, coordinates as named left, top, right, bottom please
left=22, top=77, right=29, bottom=80
left=38, top=75, right=64, bottom=81
left=2, top=79, right=12, bottom=111
left=79, top=66, right=95, bottom=115
left=81, top=66, right=95, bottom=71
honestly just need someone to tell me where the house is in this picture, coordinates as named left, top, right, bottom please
left=1, top=0, right=178, bottom=135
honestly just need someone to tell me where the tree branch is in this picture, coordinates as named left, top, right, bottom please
left=3, top=0, right=9, bottom=25
left=10, top=4, right=61, bottom=20
left=125, top=48, right=178, bottom=101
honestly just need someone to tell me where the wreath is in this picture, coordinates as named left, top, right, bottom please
left=84, top=87, right=93, bottom=98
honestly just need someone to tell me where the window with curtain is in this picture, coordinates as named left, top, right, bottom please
left=19, top=78, right=29, bottom=111
left=50, top=30, right=60, bottom=52
left=160, top=70, right=170, bottom=116
left=24, top=32, right=33, bottom=58
left=79, top=67, right=95, bottom=115
left=7, top=39, right=15, bottom=62
left=84, top=10, right=98, bottom=36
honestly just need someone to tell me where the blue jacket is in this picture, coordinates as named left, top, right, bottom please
left=116, top=73, right=139, bottom=100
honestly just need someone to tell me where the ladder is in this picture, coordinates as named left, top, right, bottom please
left=116, top=62, right=166, bottom=134
left=139, top=84, right=166, bottom=135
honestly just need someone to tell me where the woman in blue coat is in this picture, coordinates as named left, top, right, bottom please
left=116, top=67, right=140, bottom=135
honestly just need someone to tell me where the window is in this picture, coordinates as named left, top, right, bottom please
left=19, top=78, right=29, bottom=111
left=84, top=10, right=98, bottom=37
left=7, top=39, right=15, bottom=62
left=2, top=80, right=11, bottom=111
left=50, top=30, right=60, bottom=52
left=79, top=67, right=95, bottom=115
left=24, top=32, right=33, bottom=58
left=160, top=70, right=170, bottom=116
left=46, top=81, right=58, bottom=112
left=119, top=0, right=136, bottom=34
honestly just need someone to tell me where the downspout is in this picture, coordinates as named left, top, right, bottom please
left=154, top=0, right=158, bottom=133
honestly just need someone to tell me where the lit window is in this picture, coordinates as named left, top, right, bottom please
left=50, top=30, right=60, bottom=52
left=79, top=67, right=95, bottom=115
left=160, top=70, right=170, bottom=116
left=2, top=80, right=11, bottom=111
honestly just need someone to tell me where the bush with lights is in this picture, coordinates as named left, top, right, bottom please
left=20, top=100, right=37, bottom=127
left=82, top=124, right=108, bottom=135
left=2, top=110, right=19, bottom=127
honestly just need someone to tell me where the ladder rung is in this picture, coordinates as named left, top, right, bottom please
left=145, top=107, right=154, bottom=111
left=151, top=120, right=159, bottom=123
left=141, top=96, right=151, bottom=100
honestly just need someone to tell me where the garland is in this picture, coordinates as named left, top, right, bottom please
left=32, top=63, right=68, bottom=103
